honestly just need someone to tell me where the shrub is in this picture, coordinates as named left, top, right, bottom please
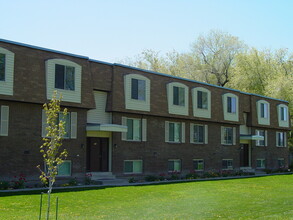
left=144, top=175, right=158, bottom=182
left=0, top=181, right=10, bottom=190
left=11, top=174, right=27, bottom=189
left=128, top=178, right=136, bottom=183
left=85, top=173, right=92, bottom=185
left=185, top=171, right=199, bottom=179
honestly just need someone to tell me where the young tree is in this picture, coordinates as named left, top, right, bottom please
left=37, top=91, right=68, bottom=220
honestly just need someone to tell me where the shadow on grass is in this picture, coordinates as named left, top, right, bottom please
left=1, top=172, right=292, bottom=197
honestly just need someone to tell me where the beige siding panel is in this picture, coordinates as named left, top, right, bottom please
left=46, top=59, right=82, bottom=103
left=190, top=123, right=194, bottom=143
left=70, top=112, right=77, bottom=139
left=0, top=106, right=9, bottom=136
left=204, top=125, right=208, bottom=144
left=165, top=121, right=169, bottom=142
left=87, top=91, right=111, bottom=124
left=221, top=126, right=225, bottom=145
left=265, top=130, right=268, bottom=146
left=121, top=117, right=127, bottom=140
left=0, top=47, right=14, bottom=96
left=233, top=127, right=236, bottom=145
left=181, top=122, right=185, bottom=143
left=142, top=119, right=147, bottom=142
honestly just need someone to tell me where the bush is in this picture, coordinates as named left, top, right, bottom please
left=11, top=174, right=26, bottom=189
left=128, top=178, right=136, bottom=183
left=0, top=181, right=10, bottom=190
left=144, top=175, right=158, bottom=182
left=84, top=173, right=92, bottom=185
left=185, top=172, right=199, bottom=179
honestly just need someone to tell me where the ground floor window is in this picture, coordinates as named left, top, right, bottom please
left=57, top=160, right=72, bottom=176
left=256, top=159, right=266, bottom=169
left=168, top=159, right=181, bottom=172
left=222, top=159, right=233, bottom=170
left=278, top=158, right=285, bottom=168
left=193, top=159, right=204, bottom=171
left=124, top=160, right=143, bottom=174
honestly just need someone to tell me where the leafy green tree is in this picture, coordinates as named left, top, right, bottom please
left=37, top=91, right=68, bottom=220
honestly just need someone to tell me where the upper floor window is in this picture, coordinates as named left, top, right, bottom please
left=0, top=105, right=9, bottom=136
left=46, top=59, right=82, bottom=103
left=173, top=86, right=185, bottom=106
left=256, top=100, right=270, bottom=125
left=276, top=131, right=286, bottom=147
left=124, top=74, right=150, bottom=111
left=192, top=87, right=211, bottom=118
left=131, top=78, right=146, bottom=100
left=55, top=64, right=75, bottom=91
left=222, top=93, right=239, bottom=121
left=277, top=104, right=289, bottom=128
left=0, top=47, right=14, bottom=96
left=167, top=82, right=189, bottom=116
left=255, top=130, right=267, bottom=146
left=165, top=121, right=185, bottom=143
left=190, top=124, right=208, bottom=144
left=221, top=126, right=236, bottom=145
left=0, top=53, right=5, bottom=81
left=121, top=117, right=147, bottom=141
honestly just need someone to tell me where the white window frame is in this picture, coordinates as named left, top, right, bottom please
left=256, top=130, right=267, bottom=146
left=167, top=82, right=189, bottom=116
left=221, top=126, right=236, bottom=145
left=124, top=74, right=150, bottom=111
left=0, top=47, right=14, bottom=96
left=165, top=121, right=185, bottom=143
left=276, top=131, right=286, bottom=147
left=123, top=160, right=143, bottom=174
left=256, top=100, right=270, bottom=125
left=190, top=124, right=208, bottom=144
left=168, top=159, right=181, bottom=172
left=222, top=159, right=233, bottom=170
left=256, top=159, right=266, bottom=169
left=192, top=87, right=211, bottom=118
left=121, top=117, right=147, bottom=142
left=277, top=104, right=289, bottom=127
left=222, top=93, right=239, bottom=122
left=0, top=105, right=9, bottom=136
left=193, top=159, right=204, bottom=171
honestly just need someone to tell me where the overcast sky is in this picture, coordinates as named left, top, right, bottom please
left=1, top=0, right=292, bottom=62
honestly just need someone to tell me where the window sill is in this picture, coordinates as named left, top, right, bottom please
left=166, top=141, right=182, bottom=144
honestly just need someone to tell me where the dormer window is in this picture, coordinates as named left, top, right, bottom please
left=277, top=104, right=289, bottom=127
left=167, top=82, right=189, bottom=116
left=260, top=103, right=268, bottom=118
left=222, top=93, right=239, bottom=121
left=192, top=87, right=211, bottom=118
left=131, top=78, right=146, bottom=101
left=227, top=96, right=236, bottom=114
left=197, top=91, right=208, bottom=109
left=173, top=86, right=185, bottom=106
left=256, top=100, right=270, bottom=125
left=55, top=64, right=75, bottom=91
left=280, top=106, right=287, bottom=121
left=0, top=53, right=5, bottom=81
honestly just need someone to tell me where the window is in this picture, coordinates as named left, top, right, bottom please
left=167, top=82, right=189, bottom=116
left=193, top=159, right=204, bottom=171
left=165, top=121, right=185, bottom=143
left=124, top=74, right=150, bottom=111
left=55, top=64, right=75, bottom=90
left=256, top=130, right=266, bottom=146
left=57, top=161, right=72, bottom=176
left=0, top=105, right=9, bottom=136
left=280, top=107, right=287, bottom=121
left=257, top=100, right=270, bottom=125
left=227, top=96, right=236, bottom=113
left=256, top=159, right=265, bottom=169
left=221, top=127, right=235, bottom=145
left=260, top=103, right=268, bottom=118
left=131, top=78, right=146, bottom=100
left=168, top=159, right=181, bottom=172
left=222, top=93, right=238, bottom=121
left=0, top=53, right=5, bottom=81
left=173, top=86, right=185, bottom=106
left=124, top=160, right=143, bottom=174
left=42, top=111, right=77, bottom=139
left=191, top=124, right=207, bottom=144
left=276, top=132, right=286, bottom=147
left=278, top=158, right=285, bottom=168
left=0, top=47, right=14, bottom=96
left=197, top=91, right=208, bottom=109
left=127, top=118, right=141, bottom=141
left=222, top=159, right=233, bottom=170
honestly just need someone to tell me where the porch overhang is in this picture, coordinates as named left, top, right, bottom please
left=240, top=135, right=264, bottom=141
left=86, top=123, right=127, bottom=133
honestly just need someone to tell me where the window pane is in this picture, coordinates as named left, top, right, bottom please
left=179, top=87, right=185, bottom=106
left=169, top=123, right=175, bottom=142
left=58, top=161, right=71, bottom=176
left=124, top=161, right=133, bottom=173
left=174, top=160, right=181, bottom=171
left=281, top=107, right=287, bottom=121
left=133, top=119, right=141, bottom=141
left=227, top=97, right=232, bottom=113
left=194, top=125, right=204, bottom=143
left=137, top=79, right=146, bottom=100
left=133, top=161, right=142, bottom=173
left=197, top=91, right=202, bottom=108
left=174, top=123, right=181, bottom=142
left=278, top=159, right=284, bottom=168
left=222, top=160, right=227, bottom=169
left=0, top=53, right=5, bottom=81
left=194, top=160, right=204, bottom=170
left=131, top=79, right=138, bottom=99
left=173, top=87, right=179, bottom=105
left=202, top=92, right=208, bottom=109
left=224, top=127, right=233, bottom=144
left=59, top=113, right=70, bottom=138
left=168, top=160, right=174, bottom=171
left=65, top=66, right=75, bottom=90
left=261, top=103, right=268, bottom=118
left=231, top=97, right=236, bottom=113
left=55, top=64, right=65, bottom=89
left=127, top=119, right=133, bottom=140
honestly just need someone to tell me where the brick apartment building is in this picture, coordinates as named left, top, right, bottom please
left=0, top=39, right=290, bottom=182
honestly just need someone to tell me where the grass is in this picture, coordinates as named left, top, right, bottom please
left=0, top=175, right=293, bottom=219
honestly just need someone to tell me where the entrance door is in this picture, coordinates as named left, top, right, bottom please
left=86, top=137, right=109, bottom=172
left=240, top=144, right=249, bottom=167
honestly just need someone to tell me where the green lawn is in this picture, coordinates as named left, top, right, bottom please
left=1, top=175, right=293, bottom=219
